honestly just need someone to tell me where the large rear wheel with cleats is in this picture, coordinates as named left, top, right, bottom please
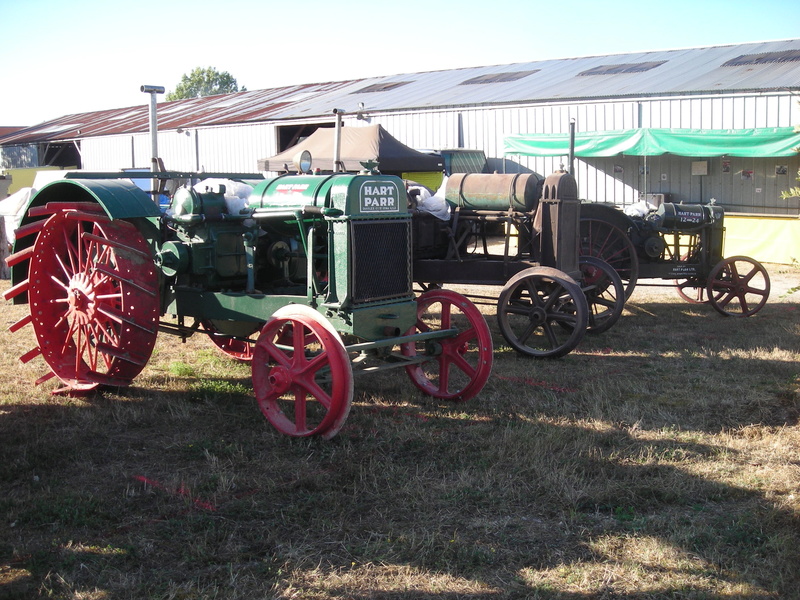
left=401, top=289, right=493, bottom=402
left=4, top=203, right=159, bottom=394
left=252, top=305, right=353, bottom=439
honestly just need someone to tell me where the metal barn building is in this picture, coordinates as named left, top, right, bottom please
left=2, top=38, right=800, bottom=216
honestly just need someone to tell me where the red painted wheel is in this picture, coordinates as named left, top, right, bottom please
left=706, top=256, right=770, bottom=317
left=580, top=218, right=639, bottom=299
left=497, top=267, right=588, bottom=358
left=21, top=205, right=159, bottom=392
left=252, top=305, right=353, bottom=438
left=675, top=253, right=709, bottom=304
left=401, top=289, right=493, bottom=402
left=201, top=319, right=261, bottom=361
left=675, top=279, right=709, bottom=304
left=578, top=256, right=625, bottom=334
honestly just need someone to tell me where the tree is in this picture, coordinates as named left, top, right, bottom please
left=166, top=67, right=246, bottom=101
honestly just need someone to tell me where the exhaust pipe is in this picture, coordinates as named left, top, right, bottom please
left=141, top=85, right=165, bottom=202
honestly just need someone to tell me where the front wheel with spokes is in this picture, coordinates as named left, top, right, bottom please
left=675, top=252, right=710, bottom=304
left=401, top=289, right=493, bottom=402
left=202, top=319, right=262, bottom=361
left=675, top=278, right=709, bottom=304
left=497, top=267, right=588, bottom=358
left=706, top=256, right=770, bottom=317
left=578, top=256, right=625, bottom=334
left=252, top=305, right=353, bottom=438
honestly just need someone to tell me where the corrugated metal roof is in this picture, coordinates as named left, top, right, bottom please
left=2, top=39, right=799, bottom=147
left=0, top=126, right=25, bottom=138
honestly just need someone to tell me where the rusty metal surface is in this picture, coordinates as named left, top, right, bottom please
left=2, top=39, right=799, bottom=147
left=445, top=173, right=544, bottom=211
left=0, top=81, right=361, bottom=145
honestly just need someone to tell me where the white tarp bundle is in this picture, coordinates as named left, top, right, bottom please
left=0, top=187, right=34, bottom=244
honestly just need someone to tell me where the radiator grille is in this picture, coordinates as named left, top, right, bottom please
left=351, top=220, right=412, bottom=304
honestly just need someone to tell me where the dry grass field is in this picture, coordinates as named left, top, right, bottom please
left=0, top=264, right=798, bottom=599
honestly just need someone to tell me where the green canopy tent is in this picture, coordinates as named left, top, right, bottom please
left=504, top=127, right=800, bottom=158
left=504, top=126, right=800, bottom=265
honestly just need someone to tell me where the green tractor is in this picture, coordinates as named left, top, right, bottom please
left=5, top=162, right=493, bottom=439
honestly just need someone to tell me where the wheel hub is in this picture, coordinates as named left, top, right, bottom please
left=582, top=265, right=601, bottom=285
left=528, top=306, right=547, bottom=325
left=424, top=340, right=443, bottom=356
left=268, top=365, right=293, bottom=395
left=67, top=273, right=97, bottom=325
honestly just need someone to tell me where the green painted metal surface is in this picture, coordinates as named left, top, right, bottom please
left=251, top=172, right=407, bottom=217
left=250, top=174, right=337, bottom=209
left=168, top=289, right=418, bottom=341
left=10, top=178, right=162, bottom=294
left=27, top=179, right=161, bottom=219
left=330, top=174, right=406, bottom=217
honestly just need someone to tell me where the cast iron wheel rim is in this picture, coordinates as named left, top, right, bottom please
left=252, top=305, right=353, bottom=438
left=579, top=218, right=639, bottom=299
left=201, top=319, right=262, bottom=362
left=497, top=267, right=588, bottom=358
left=674, top=252, right=709, bottom=304
left=675, top=279, right=709, bottom=304
left=400, top=289, right=493, bottom=402
left=26, top=207, right=159, bottom=392
left=578, top=255, right=625, bottom=334
left=706, top=256, right=771, bottom=317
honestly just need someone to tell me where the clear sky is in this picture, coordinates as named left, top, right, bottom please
left=2, top=0, right=798, bottom=126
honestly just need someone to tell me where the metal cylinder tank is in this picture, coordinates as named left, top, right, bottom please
left=250, top=174, right=337, bottom=210
left=445, top=173, right=544, bottom=211
left=656, top=203, right=707, bottom=228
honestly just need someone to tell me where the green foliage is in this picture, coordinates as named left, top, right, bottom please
left=189, top=379, right=251, bottom=396
left=165, top=66, right=246, bottom=101
left=779, top=258, right=800, bottom=297
left=168, top=361, right=197, bottom=376
left=779, top=166, right=800, bottom=199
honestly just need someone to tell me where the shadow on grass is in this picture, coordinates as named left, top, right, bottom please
left=0, top=295, right=798, bottom=598
left=1, top=383, right=798, bottom=598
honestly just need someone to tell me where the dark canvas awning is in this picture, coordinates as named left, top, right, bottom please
left=258, top=124, right=443, bottom=172
left=504, top=127, right=800, bottom=158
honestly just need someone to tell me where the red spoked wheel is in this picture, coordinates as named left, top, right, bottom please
left=401, top=289, right=493, bottom=402
left=201, top=319, right=262, bottom=361
left=675, top=252, right=709, bottom=304
left=578, top=256, right=625, bottom=334
left=252, top=305, right=353, bottom=438
left=497, top=267, right=588, bottom=358
left=675, top=279, right=709, bottom=304
left=7, top=204, right=159, bottom=393
left=580, top=218, right=639, bottom=299
left=706, top=256, right=771, bottom=317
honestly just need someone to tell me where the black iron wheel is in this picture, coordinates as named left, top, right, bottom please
left=580, top=218, right=639, bottom=299
left=706, top=256, right=770, bottom=317
left=496, top=267, right=588, bottom=358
